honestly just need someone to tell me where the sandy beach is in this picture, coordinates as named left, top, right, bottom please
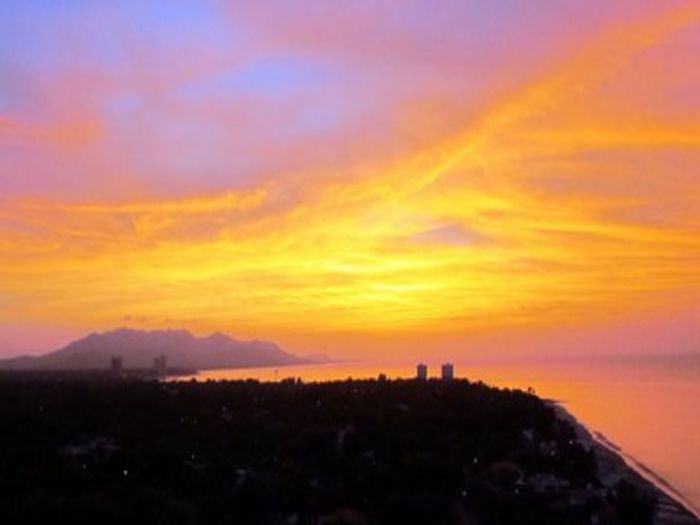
left=553, top=403, right=699, bottom=525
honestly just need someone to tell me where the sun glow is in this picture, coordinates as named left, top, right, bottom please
left=1, top=2, right=700, bottom=355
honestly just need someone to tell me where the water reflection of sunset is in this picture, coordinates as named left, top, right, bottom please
left=183, top=357, right=700, bottom=514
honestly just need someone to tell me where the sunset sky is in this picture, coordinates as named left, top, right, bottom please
left=1, top=1, right=700, bottom=358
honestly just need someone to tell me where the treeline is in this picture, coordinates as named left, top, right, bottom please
left=0, top=378, right=654, bottom=524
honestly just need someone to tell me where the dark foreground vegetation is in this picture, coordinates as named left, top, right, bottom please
left=0, top=377, right=655, bottom=524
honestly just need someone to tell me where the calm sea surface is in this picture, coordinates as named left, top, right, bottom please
left=174, top=355, right=700, bottom=515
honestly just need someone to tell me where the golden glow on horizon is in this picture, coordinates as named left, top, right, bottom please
left=1, top=4, right=700, bottom=349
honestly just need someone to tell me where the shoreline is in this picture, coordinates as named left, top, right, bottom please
left=552, top=402, right=700, bottom=525
left=2, top=366, right=697, bottom=522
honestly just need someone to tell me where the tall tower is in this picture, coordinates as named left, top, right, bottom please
left=416, top=363, right=428, bottom=380
left=154, top=355, right=167, bottom=377
left=441, top=362, right=454, bottom=380
left=110, top=356, right=123, bottom=375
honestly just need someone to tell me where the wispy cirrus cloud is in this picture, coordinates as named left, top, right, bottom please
left=1, top=1, right=700, bottom=356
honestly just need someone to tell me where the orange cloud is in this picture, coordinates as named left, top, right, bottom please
left=0, top=114, right=103, bottom=150
left=1, top=3, right=700, bottom=357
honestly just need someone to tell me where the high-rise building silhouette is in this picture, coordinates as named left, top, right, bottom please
left=154, top=355, right=167, bottom=377
left=441, top=362, right=454, bottom=380
left=110, top=356, right=123, bottom=375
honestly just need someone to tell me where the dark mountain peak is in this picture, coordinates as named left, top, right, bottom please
left=203, top=331, right=233, bottom=344
left=0, top=328, right=306, bottom=371
left=63, top=327, right=195, bottom=353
